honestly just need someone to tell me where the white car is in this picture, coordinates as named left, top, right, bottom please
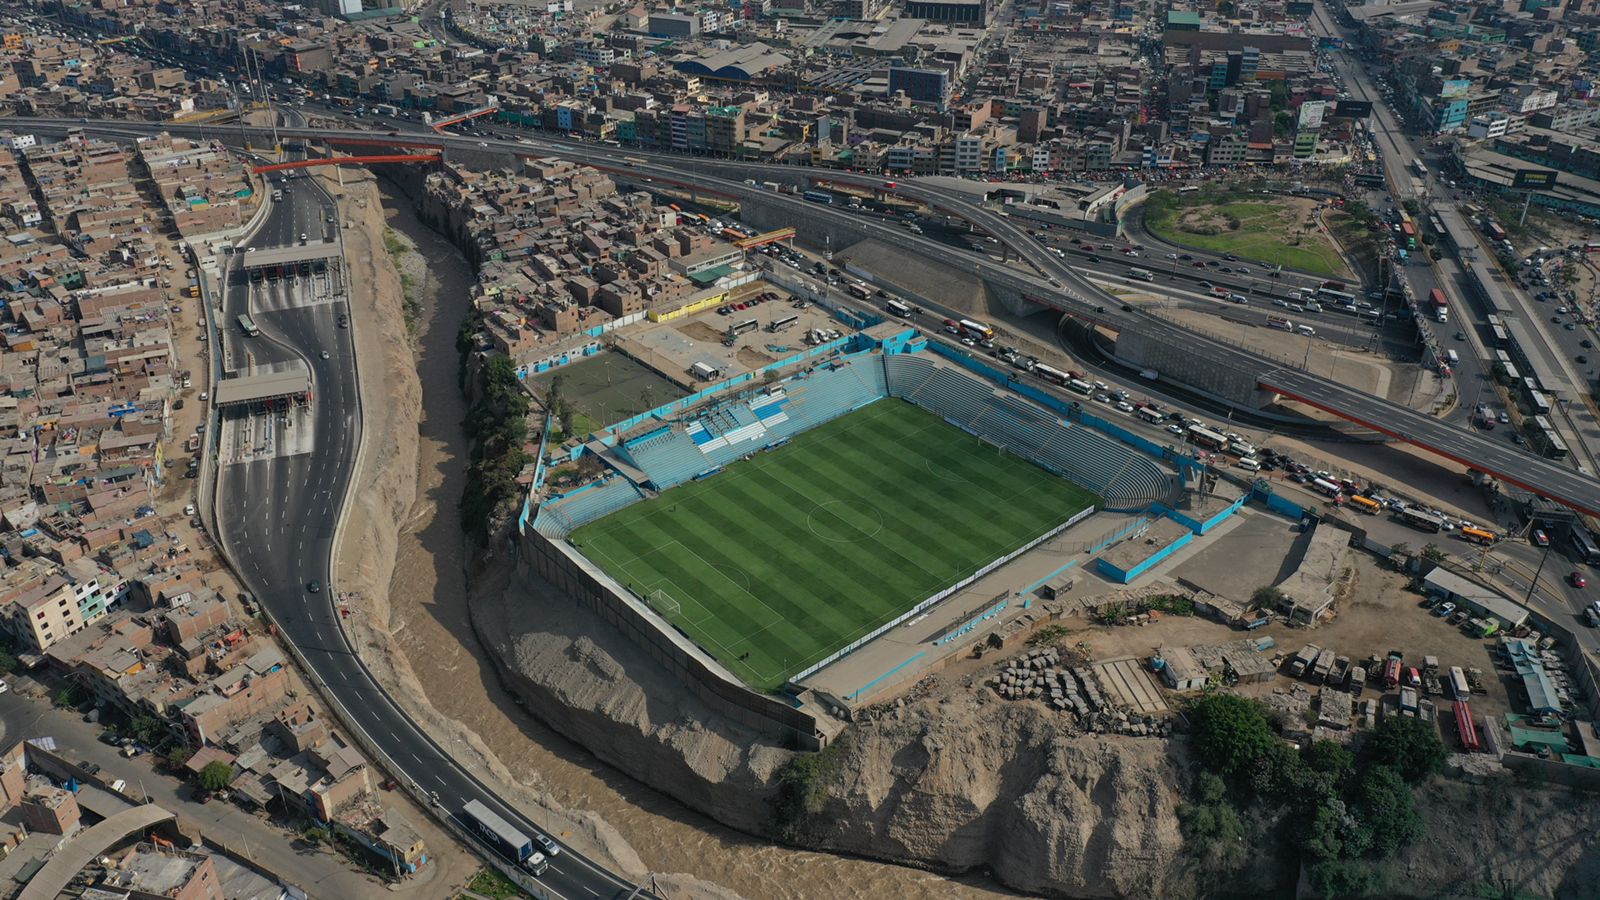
left=1167, top=424, right=1185, bottom=435
left=1165, top=253, right=1179, bottom=260
left=534, top=834, right=561, bottom=857
left=184, top=504, right=196, bottom=516
left=1115, top=401, right=1135, bottom=413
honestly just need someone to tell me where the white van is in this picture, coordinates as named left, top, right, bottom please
left=1296, top=325, right=1316, bottom=336
left=1586, top=601, right=1600, bottom=626
left=1236, top=457, right=1262, bottom=472
left=1286, top=290, right=1303, bottom=301
left=1305, top=301, right=1323, bottom=312
left=1446, top=349, right=1460, bottom=364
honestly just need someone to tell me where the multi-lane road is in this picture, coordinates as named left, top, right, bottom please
left=205, top=152, right=647, bottom=898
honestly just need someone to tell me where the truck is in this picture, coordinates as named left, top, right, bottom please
left=374, top=103, right=398, bottom=118
left=462, top=800, right=548, bottom=875
left=1383, top=652, right=1403, bottom=689
left=1266, top=315, right=1293, bottom=331
left=1289, top=644, right=1321, bottom=678
left=1311, top=647, right=1337, bottom=683
left=1330, top=655, right=1351, bottom=687
left=1347, top=665, right=1367, bottom=696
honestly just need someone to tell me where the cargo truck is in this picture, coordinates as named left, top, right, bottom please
left=461, top=800, right=548, bottom=875
left=1288, top=644, right=1321, bottom=678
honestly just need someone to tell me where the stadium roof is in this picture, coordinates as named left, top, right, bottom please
left=17, top=805, right=177, bottom=900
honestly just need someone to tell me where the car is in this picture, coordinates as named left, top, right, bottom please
left=320, top=350, right=330, bottom=359
left=1455, top=332, right=1465, bottom=341
left=1206, top=259, right=1219, bottom=267
left=79, top=761, right=101, bottom=776
left=1572, top=571, right=1588, bottom=589
left=1583, top=339, right=1594, bottom=349
left=183, top=504, right=195, bottom=516
left=1433, top=602, right=1455, bottom=618
left=1511, top=432, right=1525, bottom=445
left=1237, top=266, right=1250, bottom=274
left=1498, top=411, right=1510, bottom=424
left=1087, top=255, right=1101, bottom=262
left=1167, top=423, right=1185, bottom=435
left=299, top=232, right=307, bottom=242
left=308, top=580, right=321, bottom=593
left=1179, top=254, right=1194, bottom=260
left=1093, top=393, right=1113, bottom=404
left=1533, top=529, right=1550, bottom=547
left=1566, top=323, right=1576, bottom=331
left=534, top=834, right=562, bottom=857
left=1579, top=355, right=1589, bottom=365
left=1165, top=253, right=1179, bottom=260
left=1115, top=401, right=1135, bottom=413
left=1219, top=266, right=1233, bottom=274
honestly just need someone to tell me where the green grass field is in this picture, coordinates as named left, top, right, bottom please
left=571, top=400, right=1099, bottom=691
left=1144, top=191, right=1354, bottom=278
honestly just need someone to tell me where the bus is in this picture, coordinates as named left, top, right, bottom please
left=959, top=319, right=995, bottom=340
left=1529, top=390, right=1551, bottom=416
left=1136, top=406, right=1164, bottom=424
left=1066, top=378, right=1095, bottom=396
left=1186, top=424, right=1229, bottom=451
left=730, top=318, right=760, bottom=336
left=1399, top=221, right=1418, bottom=250
left=1411, top=158, right=1428, bottom=178
left=1315, top=286, right=1356, bottom=306
left=1491, top=324, right=1509, bottom=348
left=1347, top=494, right=1381, bottom=514
left=886, top=299, right=913, bottom=318
left=846, top=282, right=871, bottom=299
left=1541, top=428, right=1569, bottom=460
left=1127, top=268, right=1154, bottom=281
left=462, top=800, right=549, bottom=875
left=1032, top=364, right=1070, bottom=385
left=1449, top=666, right=1471, bottom=699
left=237, top=314, right=260, bottom=337
left=1461, top=526, right=1497, bottom=545
left=1570, top=527, right=1600, bottom=564
left=802, top=190, right=834, bottom=204
left=767, top=315, right=799, bottom=333
left=1310, top=477, right=1343, bottom=498
left=1397, top=506, right=1445, bottom=532
left=1178, top=185, right=1201, bottom=194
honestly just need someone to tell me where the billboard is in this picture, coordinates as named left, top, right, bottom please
left=1440, top=78, right=1472, bottom=99
left=1335, top=99, right=1373, bottom=118
left=1512, top=169, right=1559, bottom=190
left=1298, top=100, right=1326, bottom=130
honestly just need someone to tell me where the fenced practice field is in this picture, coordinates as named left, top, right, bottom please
left=570, top=399, right=1100, bottom=690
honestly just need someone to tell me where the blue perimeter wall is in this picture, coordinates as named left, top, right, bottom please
left=1097, top=531, right=1196, bottom=584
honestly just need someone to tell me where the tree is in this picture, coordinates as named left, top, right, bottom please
left=1295, top=740, right=1356, bottom=800
left=0, top=648, right=15, bottom=676
left=198, top=760, right=235, bottom=791
left=1419, top=543, right=1447, bottom=563
left=1350, top=765, right=1423, bottom=858
left=1389, top=542, right=1409, bottom=558
left=1364, top=716, right=1447, bottom=783
left=1301, top=798, right=1369, bottom=863
left=1188, top=694, right=1278, bottom=782
left=129, top=715, right=166, bottom=747
left=1308, top=859, right=1384, bottom=898
left=1252, top=585, right=1286, bottom=610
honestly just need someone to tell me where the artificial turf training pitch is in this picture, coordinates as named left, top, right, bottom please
left=570, top=398, right=1100, bottom=691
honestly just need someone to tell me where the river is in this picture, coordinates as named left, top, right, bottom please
left=376, top=183, right=1017, bottom=900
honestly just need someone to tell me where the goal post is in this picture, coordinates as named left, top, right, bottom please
left=649, top=589, right=681, bottom=618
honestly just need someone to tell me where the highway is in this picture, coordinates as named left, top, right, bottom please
left=205, top=148, right=645, bottom=897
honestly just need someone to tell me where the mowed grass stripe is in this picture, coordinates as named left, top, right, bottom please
left=573, top=399, right=1103, bottom=691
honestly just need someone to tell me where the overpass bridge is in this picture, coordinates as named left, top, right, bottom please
left=19, top=115, right=1600, bottom=516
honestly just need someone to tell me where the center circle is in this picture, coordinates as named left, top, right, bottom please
left=808, top=500, right=885, bottom=543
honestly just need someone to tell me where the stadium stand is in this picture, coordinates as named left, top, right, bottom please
left=884, top=360, right=1174, bottom=508
left=535, top=477, right=646, bottom=537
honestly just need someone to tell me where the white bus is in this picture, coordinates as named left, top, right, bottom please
left=1179, top=185, right=1201, bottom=194
left=886, top=299, right=913, bottom=318
left=1186, top=424, right=1229, bottom=450
left=1136, top=406, right=1164, bottom=424
left=1066, top=378, right=1095, bottom=396
left=1033, top=364, right=1070, bottom=385
left=1315, top=286, right=1357, bottom=306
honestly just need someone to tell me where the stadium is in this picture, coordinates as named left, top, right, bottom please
left=520, top=323, right=1185, bottom=727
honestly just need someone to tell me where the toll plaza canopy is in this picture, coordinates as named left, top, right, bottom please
left=214, top=366, right=311, bottom=407
left=237, top=241, right=341, bottom=269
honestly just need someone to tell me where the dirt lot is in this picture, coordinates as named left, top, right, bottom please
left=1072, top=546, right=1518, bottom=722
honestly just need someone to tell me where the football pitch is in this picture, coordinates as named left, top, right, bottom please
left=570, top=399, right=1100, bottom=691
